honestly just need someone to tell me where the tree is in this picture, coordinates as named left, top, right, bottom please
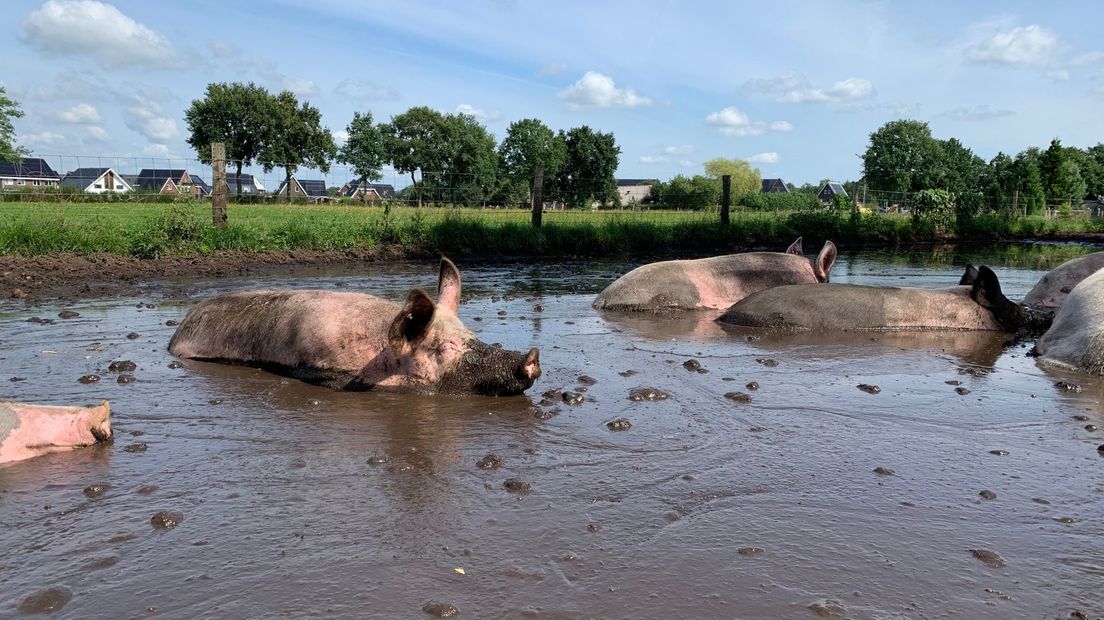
left=652, top=175, right=720, bottom=210
left=862, top=119, right=943, bottom=194
left=983, top=152, right=1014, bottom=215
left=1052, top=159, right=1087, bottom=207
left=337, top=111, right=387, bottom=204
left=556, top=126, right=620, bottom=209
left=261, top=91, right=337, bottom=202
left=937, top=138, right=986, bottom=196
left=703, top=157, right=761, bottom=199
left=498, top=118, right=566, bottom=207
left=1067, top=145, right=1104, bottom=198
left=0, top=86, right=27, bottom=163
left=185, top=82, right=275, bottom=197
left=1039, top=138, right=1067, bottom=203
left=381, top=106, right=446, bottom=207
left=437, top=112, right=499, bottom=207
left=1012, top=151, right=1046, bottom=215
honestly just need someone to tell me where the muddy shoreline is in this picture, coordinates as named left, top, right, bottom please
left=2, top=234, right=1102, bottom=302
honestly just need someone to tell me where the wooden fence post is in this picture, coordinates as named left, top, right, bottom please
left=720, top=174, right=731, bottom=226
left=531, top=166, right=545, bottom=228
left=211, top=142, right=228, bottom=228
left=1011, top=189, right=1020, bottom=218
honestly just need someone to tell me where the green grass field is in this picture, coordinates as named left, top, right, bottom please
left=1, top=201, right=1101, bottom=258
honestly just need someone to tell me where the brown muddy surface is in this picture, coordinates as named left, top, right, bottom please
left=2, top=247, right=1103, bottom=618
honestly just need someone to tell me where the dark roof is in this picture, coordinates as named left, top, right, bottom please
left=275, top=177, right=327, bottom=198
left=60, top=167, right=112, bottom=189
left=616, top=178, right=657, bottom=187
left=819, top=181, right=848, bottom=198
left=343, top=179, right=396, bottom=198
left=761, top=178, right=789, bottom=193
left=0, top=158, right=60, bottom=179
left=134, top=169, right=188, bottom=192
left=191, top=176, right=211, bottom=195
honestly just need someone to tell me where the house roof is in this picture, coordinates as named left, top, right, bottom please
left=134, top=169, right=188, bottom=191
left=616, top=178, right=657, bottom=187
left=275, top=177, right=328, bottom=198
left=191, top=176, right=211, bottom=195
left=761, top=178, right=789, bottom=193
left=343, top=178, right=396, bottom=198
left=0, top=158, right=60, bottom=180
left=819, top=181, right=848, bottom=197
left=60, top=167, right=112, bottom=189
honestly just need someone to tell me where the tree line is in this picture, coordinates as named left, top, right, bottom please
left=186, top=82, right=621, bottom=208
left=861, top=119, right=1104, bottom=216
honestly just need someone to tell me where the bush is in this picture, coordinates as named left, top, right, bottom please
left=739, top=192, right=820, bottom=211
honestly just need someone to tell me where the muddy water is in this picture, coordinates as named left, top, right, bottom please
left=1, top=246, right=1103, bottom=619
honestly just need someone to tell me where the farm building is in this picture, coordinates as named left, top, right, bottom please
left=273, top=176, right=329, bottom=202
left=340, top=179, right=397, bottom=200
left=616, top=179, right=657, bottom=205
left=0, top=157, right=60, bottom=190
left=817, top=181, right=848, bottom=203
left=60, top=168, right=131, bottom=193
left=761, top=178, right=789, bottom=193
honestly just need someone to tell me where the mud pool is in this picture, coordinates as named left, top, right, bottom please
left=2, top=245, right=1103, bottom=618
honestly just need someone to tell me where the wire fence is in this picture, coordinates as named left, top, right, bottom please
left=3, top=153, right=1102, bottom=223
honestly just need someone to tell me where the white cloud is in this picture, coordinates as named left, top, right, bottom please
left=211, top=40, right=237, bottom=58
left=22, top=0, right=182, bottom=70
left=744, top=72, right=874, bottom=104
left=557, top=71, right=652, bottom=110
left=125, top=104, right=178, bottom=142
left=334, top=79, right=401, bottom=102
left=935, top=105, right=1015, bottom=122
left=705, top=106, right=791, bottom=137
left=747, top=152, right=779, bottom=164
left=539, top=62, right=568, bottom=76
left=86, top=126, right=108, bottom=140
left=19, top=131, right=66, bottom=148
left=1072, top=50, right=1104, bottom=66
left=967, top=24, right=1059, bottom=67
left=456, top=104, right=502, bottom=122
left=331, top=129, right=349, bottom=145
left=283, top=78, right=318, bottom=97
left=679, top=160, right=694, bottom=167
left=143, top=143, right=170, bottom=157
left=664, top=144, right=694, bottom=156
left=639, top=155, right=669, bottom=164
left=58, top=102, right=100, bottom=124
left=1048, top=69, right=1070, bottom=81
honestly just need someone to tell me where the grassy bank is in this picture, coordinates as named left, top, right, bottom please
left=2, top=202, right=1103, bottom=259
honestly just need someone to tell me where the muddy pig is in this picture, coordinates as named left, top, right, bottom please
left=0, top=400, right=112, bottom=464
left=168, top=258, right=541, bottom=396
left=593, top=237, right=837, bottom=312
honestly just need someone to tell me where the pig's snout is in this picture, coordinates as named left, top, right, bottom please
left=438, top=342, right=541, bottom=396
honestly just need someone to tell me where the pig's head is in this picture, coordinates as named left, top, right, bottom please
left=961, top=264, right=1052, bottom=333
left=387, top=258, right=541, bottom=396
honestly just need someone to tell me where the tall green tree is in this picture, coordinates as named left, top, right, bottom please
left=1065, top=146, right=1103, bottom=198
left=381, top=106, right=446, bottom=207
left=185, top=82, right=275, bottom=197
left=336, top=111, right=387, bottom=204
left=0, top=86, right=28, bottom=163
left=1052, top=159, right=1087, bottom=206
left=983, top=152, right=1014, bottom=214
left=1039, top=138, right=1067, bottom=202
left=861, top=119, right=944, bottom=194
left=498, top=118, right=566, bottom=207
left=652, top=175, right=721, bottom=210
left=556, top=126, right=620, bottom=209
left=439, top=112, right=499, bottom=206
left=937, top=138, right=986, bottom=195
left=703, top=157, right=761, bottom=199
left=261, top=90, right=337, bottom=202
left=1012, top=151, right=1046, bottom=215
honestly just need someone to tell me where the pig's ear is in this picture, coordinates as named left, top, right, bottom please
left=959, top=264, right=980, bottom=286
left=813, top=241, right=837, bottom=283
left=389, top=289, right=436, bottom=353
left=969, top=266, right=1007, bottom=308
left=437, top=256, right=462, bottom=314
left=785, top=237, right=803, bottom=255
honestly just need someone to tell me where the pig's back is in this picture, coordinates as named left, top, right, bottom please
left=168, top=290, right=399, bottom=372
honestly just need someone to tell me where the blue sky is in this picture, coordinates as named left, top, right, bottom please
left=2, top=0, right=1103, bottom=186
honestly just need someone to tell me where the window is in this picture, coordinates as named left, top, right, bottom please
left=94, top=184, right=102, bottom=189
left=33, top=180, right=40, bottom=186
left=116, top=184, right=124, bottom=190
left=16, top=180, right=25, bottom=186
left=2, top=179, right=12, bottom=186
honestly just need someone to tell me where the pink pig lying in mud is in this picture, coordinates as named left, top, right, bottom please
left=593, top=237, right=838, bottom=312
left=168, top=258, right=541, bottom=396
left=718, top=265, right=1030, bottom=332
left=0, top=400, right=112, bottom=465
left=1035, top=266, right=1104, bottom=374
left=1023, top=251, right=1104, bottom=311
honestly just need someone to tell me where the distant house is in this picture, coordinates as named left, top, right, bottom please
left=225, top=173, right=267, bottom=196
left=133, top=169, right=201, bottom=196
left=60, top=168, right=132, bottom=193
left=616, top=179, right=657, bottom=205
left=273, top=176, right=328, bottom=202
left=340, top=178, right=397, bottom=200
left=761, top=178, right=789, bottom=193
left=191, top=176, right=211, bottom=197
left=0, top=157, right=61, bottom=190
left=817, top=181, right=849, bottom=203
